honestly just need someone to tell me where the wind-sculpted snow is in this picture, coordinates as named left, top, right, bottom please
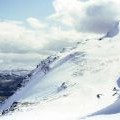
left=80, top=77, right=120, bottom=118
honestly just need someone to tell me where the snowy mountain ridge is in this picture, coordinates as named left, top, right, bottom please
left=1, top=28, right=120, bottom=120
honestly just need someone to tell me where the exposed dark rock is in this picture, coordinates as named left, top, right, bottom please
left=0, top=70, right=30, bottom=101
left=57, top=82, right=67, bottom=92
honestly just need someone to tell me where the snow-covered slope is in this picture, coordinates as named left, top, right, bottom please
left=1, top=30, right=120, bottom=120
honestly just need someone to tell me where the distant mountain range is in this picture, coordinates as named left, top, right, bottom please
left=0, top=70, right=30, bottom=101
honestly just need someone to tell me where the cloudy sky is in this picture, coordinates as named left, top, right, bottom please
left=0, top=0, right=120, bottom=70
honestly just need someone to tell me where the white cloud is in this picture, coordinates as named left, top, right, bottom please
left=51, top=0, right=83, bottom=26
left=0, top=0, right=120, bottom=69
left=27, top=17, right=46, bottom=30
left=3, top=0, right=117, bottom=69
left=0, top=19, right=49, bottom=54
left=0, top=53, right=45, bottom=70
left=0, top=18, right=84, bottom=55
left=52, top=0, right=120, bottom=34
left=0, top=18, right=85, bottom=69
left=1, top=3, right=109, bottom=56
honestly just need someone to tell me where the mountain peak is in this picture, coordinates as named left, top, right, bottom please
left=99, top=21, right=120, bottom=40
